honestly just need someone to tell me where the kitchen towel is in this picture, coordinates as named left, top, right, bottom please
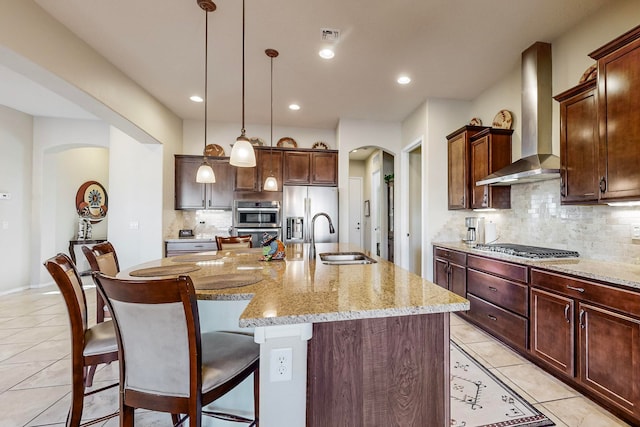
left=485, top=221, right=497, bottom=244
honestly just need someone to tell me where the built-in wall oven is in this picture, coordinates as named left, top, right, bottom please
left=233, top=200, right=281, bottom=247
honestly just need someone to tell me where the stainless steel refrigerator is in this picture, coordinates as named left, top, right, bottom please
left=283, top=186, right=338, bottom=244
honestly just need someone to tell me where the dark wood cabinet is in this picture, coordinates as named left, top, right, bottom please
left=554, top=79, right=599, bottom=204
left=530, top=287, right=575, bottom=376
left=434, top=242, right=640, bottom=425
left=235, top=148, right=283, bottom=192
left=589, top=25, right=640, bottom=202
left=466, top=254, right=528, bottom=350
left=530, top=268, right=640, bottom=421
left=283, top=149, right=338, bottom=186
left=433, top=247, right=466, bottom=298
left=470, top=128, right=513, bottom=209
left=446, top=125, right=487, bottom=210
left=174, top=155, right=234, bottom=210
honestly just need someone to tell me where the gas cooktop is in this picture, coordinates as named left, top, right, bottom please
left=474, top=243, right=579, bottom=259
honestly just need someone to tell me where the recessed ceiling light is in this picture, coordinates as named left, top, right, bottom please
left=319, top=48, right=335, bottom=59
left=190, top=95, right=203, bottom=103
left=289, top=104, right=301, bottom=111
left=397, top=75, right=411, bottom=85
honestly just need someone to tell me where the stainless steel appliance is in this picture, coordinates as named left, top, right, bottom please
left=283, top=186, right=338, bottom=244
left=233, top=200, right=281, bottom=247
left=475, top=243, right=579, bottom=259
left=464, top=217, right=484, bottom=246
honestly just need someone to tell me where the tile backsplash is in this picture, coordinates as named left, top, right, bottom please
left=166, top=210, right=233, bottom=239
left=434, top=179, right=640, bottom=264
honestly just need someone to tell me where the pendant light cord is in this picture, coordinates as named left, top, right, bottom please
left=204, top=11, right=209, bottom=154
left=269, top=53, right=274, bottom=174
left=241, top=0, right=246, bottom=136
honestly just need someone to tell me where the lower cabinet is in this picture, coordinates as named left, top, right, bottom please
left=530, top=268, right=640, bottom=421
left=465, top=255, right=529, bottom=350
left=165, top=240, right=217, bottom=257
left=433, top=245, right=640, bottom=425
left=433, top=247, right=466, bottom=298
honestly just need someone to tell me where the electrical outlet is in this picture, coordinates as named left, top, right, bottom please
left=0, top=193, right=10, bottom=200
left=632, top=224, right=640, bottom=240
left=270, top=347, right=292, bottom=382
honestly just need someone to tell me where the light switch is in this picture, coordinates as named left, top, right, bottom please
left=129, top=221, right=139, bottom=230
left=632, top=224, right=640, bottom=240
left=1, top=221, right=8, bottom=230
left=0, top=193, right=10, bottom=200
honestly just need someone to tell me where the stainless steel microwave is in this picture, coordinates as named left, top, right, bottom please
left=234, top=200, right=281, bottom=228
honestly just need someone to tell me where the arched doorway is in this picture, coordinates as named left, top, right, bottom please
left=348, top=146, right=395, bottom=262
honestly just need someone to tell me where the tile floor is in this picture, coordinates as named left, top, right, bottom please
left=0, top=281, right=632, bottom=427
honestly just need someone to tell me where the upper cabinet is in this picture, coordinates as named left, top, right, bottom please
left=283, top=149, right=338, bottom=186
left=554, top=80, right=599, bottom=204
left=589, top=25, right=640, bottom=202
left=446, top=125, right=488, bottom=210
left=470, top=128, right=513, bottom=210
left=555, top=25, right=640, bottom=205
left=235, top=147, right=283, bottom=192
left=174, top=155, right=235, bottom=210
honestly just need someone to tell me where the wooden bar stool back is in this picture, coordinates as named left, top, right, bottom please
left=82, top=242, right=120, bottom=324
left=215, top=235, right=253, bottom=249
left=43, top=253, right=119, bottom=427
left=93, top=273, right=259, bottom=426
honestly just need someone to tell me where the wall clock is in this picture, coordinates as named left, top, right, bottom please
left=75, top=180, right=108, bottom=223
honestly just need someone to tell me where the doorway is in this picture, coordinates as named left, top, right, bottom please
left=401, top=138, right=423, bottom=276
left=348, top=177, right=363, bottom=247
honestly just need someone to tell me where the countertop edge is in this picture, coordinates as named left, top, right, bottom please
left=239, top=301, right=470, bottom=328
left=433, top=241, right=640, bottom=290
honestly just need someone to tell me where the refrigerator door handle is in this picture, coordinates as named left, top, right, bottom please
left=305, top=197, right=310, bottom=243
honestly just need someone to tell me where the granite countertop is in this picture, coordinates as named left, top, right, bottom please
left=119, top=243, right=469, bottom=328
left=434, top=241, right=640, bottom=290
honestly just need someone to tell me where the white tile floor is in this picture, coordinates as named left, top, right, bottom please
left=0, top=281, right=632, bottom=426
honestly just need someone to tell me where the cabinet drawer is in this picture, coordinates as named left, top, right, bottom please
left=531, top=269, right=640, bottom=318
left=467, top=269, right=528, bottom=316
left=467, top=255, right=528, bottom=282
left=467, top=294, right=528, bottom=350
left=434, top=248, right=466, bottom=265
left=165, top=241, right=217, bottom=252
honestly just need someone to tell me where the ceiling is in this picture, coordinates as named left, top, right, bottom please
left=0, top=0, right=610, bottom=129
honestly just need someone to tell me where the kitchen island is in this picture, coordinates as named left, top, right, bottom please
left=119, top=242, right=469, bottom=426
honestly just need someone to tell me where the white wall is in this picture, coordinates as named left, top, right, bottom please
left=107, top=127, right=164, bottom=270
left=0, top=106, right=32, bottom=294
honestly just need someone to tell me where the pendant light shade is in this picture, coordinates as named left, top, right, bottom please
left=229, top=0, right=256, bottom=167
left=195, top=0, right=217, bottom=184
left=196, top=162, right=216, bottom=183
left=263, top=48, right=279, bottom=191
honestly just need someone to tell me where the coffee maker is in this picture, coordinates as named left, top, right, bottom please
left=464, top=217, right=484, bottom=246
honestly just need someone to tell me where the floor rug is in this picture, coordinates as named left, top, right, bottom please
left=450, top=341, right=555, bottom=427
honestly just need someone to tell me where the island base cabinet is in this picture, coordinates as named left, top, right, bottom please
left=307, top=313, right=450, bottom=426
left=579, top=303, right=640, bottom=418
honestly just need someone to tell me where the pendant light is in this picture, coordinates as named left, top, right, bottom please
left=229, top=0, right=256, bottom=167
left=195, top=0, right=217, bottom=183
left=263, top=49, right=279, bottom=192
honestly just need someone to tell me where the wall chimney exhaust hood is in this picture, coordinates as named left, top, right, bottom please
left=477, top=42, right=560, bottom=186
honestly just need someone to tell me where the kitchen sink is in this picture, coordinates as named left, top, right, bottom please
left=319, top=252, right=377, bottom=265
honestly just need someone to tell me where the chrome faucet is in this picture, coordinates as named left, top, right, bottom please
left=309, top=212, right=335, bottom=258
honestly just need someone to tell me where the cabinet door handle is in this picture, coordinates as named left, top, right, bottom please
left=488, top=286, right=498, bottom=292
left=566, top=285, right=585, bottom=293
left=599, top=176, right=606, bottom=193
left=564, top=304, right=570, bottom=323
left=579, top=309, right=586, bottom=329
left=487, top=314, right=497, bottom=321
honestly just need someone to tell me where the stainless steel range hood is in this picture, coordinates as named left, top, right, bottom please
left=477, top=42, right=560, bottom=186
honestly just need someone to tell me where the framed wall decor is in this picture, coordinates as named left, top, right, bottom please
left=75, top=180, right=108, bottom=223
left=364, top=200, right=370, bottom=217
